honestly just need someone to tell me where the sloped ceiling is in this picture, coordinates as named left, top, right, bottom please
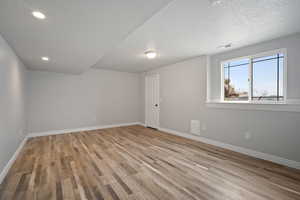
left=0, top=0, right=173, bottom=74
left=1, top=0, right=300, bottom=74
left=94, top=0, right=300, bottom=72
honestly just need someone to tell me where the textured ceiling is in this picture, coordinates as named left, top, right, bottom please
left=1, top=0, right=300, bottom=74
left=94, top=0, right=300, bottom=72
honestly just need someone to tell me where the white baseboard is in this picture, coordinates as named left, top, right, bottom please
left=139, top=123, right=146, bottom=127
left=0, top=137, right=28, bottom=184
left=0, top=122, right=143, bottom=185
left=27, top=122, right=143, bottom=138
left=158, top=127, right=300, bottom=170
left=3, top=123, right=298, bottom=187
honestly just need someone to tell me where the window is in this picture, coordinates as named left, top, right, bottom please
left=221, top=49, right=286, bottom=103
left=223, top=58, right=250, bottom=101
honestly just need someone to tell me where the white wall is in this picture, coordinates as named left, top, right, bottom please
left=27, top=69, right=141, bottom=133
left=142, top=57, right=206, bottom=132
left=1, top=29, right=300, bottom=175
left=142, top=52, right=300, bottom=162
left=0, top=35, right=27, bottom=173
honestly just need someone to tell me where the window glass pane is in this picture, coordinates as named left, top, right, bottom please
left=279, top=57, right=284, bottom=99
left=224, top=66, right=229, bottom=98
left=252, top=54, right=284, bottom=101
left=253, top=55, right=277, bottom=62
left=223, top=59, right=249, bottom=101
left=229, top=58, right=249, bottom=67
left=224, top=66, right=229, bottom=80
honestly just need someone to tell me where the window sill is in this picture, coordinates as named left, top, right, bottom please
left=206, top=99, right=300, bottom=112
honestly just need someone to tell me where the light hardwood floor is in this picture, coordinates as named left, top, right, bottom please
left=1, top=125, right=300, bottom=200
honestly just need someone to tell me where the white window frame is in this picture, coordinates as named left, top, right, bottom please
left=220, top=48, right=287, bottom=104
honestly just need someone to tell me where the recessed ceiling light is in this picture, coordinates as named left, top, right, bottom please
left=32, top=11, right=46, bottom=19
left=41, top=57, right=49, bottom=61
left=145, top=51, right=157, bottom=59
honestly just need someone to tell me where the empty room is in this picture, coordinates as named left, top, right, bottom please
left=1, top=0, right=300, bottom=199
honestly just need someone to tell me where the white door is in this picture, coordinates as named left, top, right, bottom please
left=145, top=74, right=160, bottom=129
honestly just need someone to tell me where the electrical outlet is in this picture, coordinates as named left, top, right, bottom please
left=245, top=131, right=251, bottom=140
left=201, top=123, right=207, bottom=131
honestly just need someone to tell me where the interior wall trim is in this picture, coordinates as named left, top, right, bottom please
left=1, top=122, right=144, bottom=184
left=206, top=99, right=300, bottom=112
left=3, top=123, right=298, bottom=186
left=0, top=137, right=28, bottom=184
left=27, top=122, right=142, bottom=138
left=158, top=127, right=300, bottom=170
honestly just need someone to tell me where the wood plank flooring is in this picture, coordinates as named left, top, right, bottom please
left=1, top=125, right=300, bottom=200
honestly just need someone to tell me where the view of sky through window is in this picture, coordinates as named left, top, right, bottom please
left=223, top=53, right=284, bottom=101
left=224, top=58, right=249, bottom=101
left=252, top=54, right=284, bottom=101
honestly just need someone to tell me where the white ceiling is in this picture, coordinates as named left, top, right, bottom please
left=0, top=0, right=172, bottom=74
left=94, top=0, right=300, bottom=72
left=1, top=0, right=300, bottom=74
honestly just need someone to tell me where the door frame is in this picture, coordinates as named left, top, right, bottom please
left=145, top=74, right=160, bottom=129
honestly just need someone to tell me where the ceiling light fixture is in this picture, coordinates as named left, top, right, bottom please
left=145, top=51, right=157, bottom=59
left=41, top=57, right=49, bottom=61
left=210, top=0, right=223, bottom=6
left=218, top=43, right=232, bottom=49
left=32, top=11, right=46, bottom=19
